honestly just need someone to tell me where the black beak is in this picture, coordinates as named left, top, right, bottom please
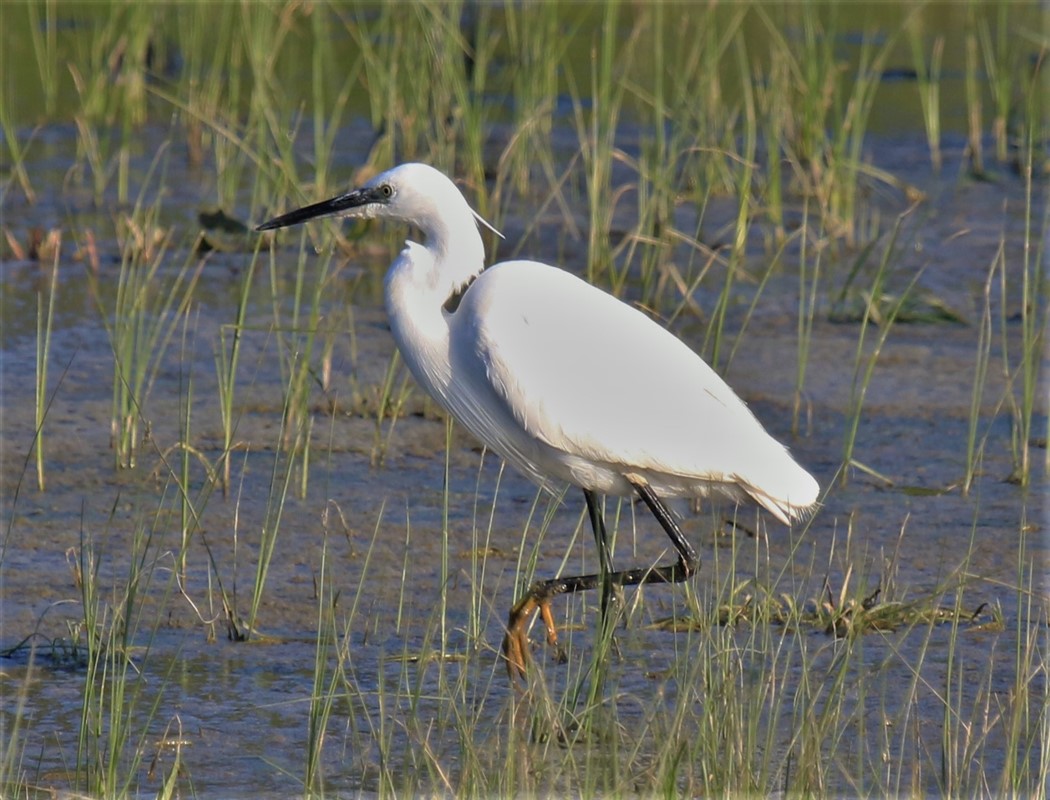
left=255, top=186, right=384, bottom=232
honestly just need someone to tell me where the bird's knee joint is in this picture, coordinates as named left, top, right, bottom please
left=623, top=472, right=648, bottom=490
left=528, top=579, right=556, bottom=599
left=680, top=556, right=700, bottom=579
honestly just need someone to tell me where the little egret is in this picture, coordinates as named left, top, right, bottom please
left=257, top=162, right=819, bottom=679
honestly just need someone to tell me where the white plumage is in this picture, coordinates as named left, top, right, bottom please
left=258, top=161, right=819, bottom=677
left=362, top=163, right=818, bottom=520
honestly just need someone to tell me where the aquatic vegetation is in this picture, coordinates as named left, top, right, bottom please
left=0, top=1, right=1045, bottom=797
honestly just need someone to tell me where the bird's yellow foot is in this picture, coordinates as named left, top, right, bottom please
left=503, top=593, right=563, bottom=681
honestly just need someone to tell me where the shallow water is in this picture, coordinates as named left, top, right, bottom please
left=2, top=18, right=1048, bottom=795
left=3, top=121, right=1045, bottom=795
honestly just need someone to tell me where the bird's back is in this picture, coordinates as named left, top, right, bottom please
left=449, top=260, right=818, bottom=522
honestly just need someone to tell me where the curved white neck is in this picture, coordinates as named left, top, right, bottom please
left=383, top=232, right=482, bottom=412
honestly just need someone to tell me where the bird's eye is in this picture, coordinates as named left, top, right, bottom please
left=379, top=184, right=393, bottom=198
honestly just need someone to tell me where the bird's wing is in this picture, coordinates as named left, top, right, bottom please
left=452, top=260, right=814, bottom=514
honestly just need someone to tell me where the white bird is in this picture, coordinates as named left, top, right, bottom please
left=257, top=162, right=819, bottom=679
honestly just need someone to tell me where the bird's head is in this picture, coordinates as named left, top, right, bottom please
left=256, top=163, right=500, bottom=242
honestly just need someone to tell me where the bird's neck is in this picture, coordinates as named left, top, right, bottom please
left=424, top=215, right=486, bottom=305
left=383, top=224, right=483, bottom=408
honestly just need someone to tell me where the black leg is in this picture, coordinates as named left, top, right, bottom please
left=503, top=476, right=701, bottom=679
left=584, top=489, right=615, bottom=617
left=628, top=475, right=700, bottom=579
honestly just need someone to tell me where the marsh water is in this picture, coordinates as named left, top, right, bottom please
left=2, top=5, right=1048, bottom=798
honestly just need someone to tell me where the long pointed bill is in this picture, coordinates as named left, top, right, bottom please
left=255, top=186, right=384, bottom=231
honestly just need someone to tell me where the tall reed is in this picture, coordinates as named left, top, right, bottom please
left=794, top=202, right=823, bottom=434
left=88, top=142, right=205, bottom=469
left=569, top=0, right=633, bottom=287
left=1004, top=92, right=1046, bottom=487
left=215, top=252, right=260, bottom=496
left=907, top=15, right=944, bottom=172
left=24, top=0, right=58, bottom=117
left=499, top=2, right=569, bottom=197
left=0, top=93, right=37, bottom=204
left=33, top=239, right=60, bottom=490
left=73, top=508, right=179, bottom=797
left=963, top=11, right=985, bottom=177
left=840, top=209, right=922, bottom=484
left=963, top=249, right=1000, bottom=495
